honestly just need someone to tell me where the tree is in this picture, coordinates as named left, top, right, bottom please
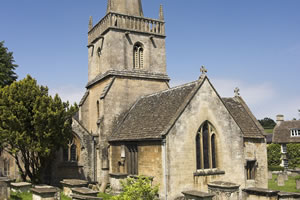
left=267, top=144, right=281, bottom=168
left=112, top=176, right=159, bottom=200
left=0, top=41, right=18, bottom=87
left=258, top=117, right=276, bottom=129
left=0, top=75, right=77, bottom=183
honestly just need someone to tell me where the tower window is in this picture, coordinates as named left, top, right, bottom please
left=133, top=43, right=144, bottom=69
left=246, top=160, right=256, bottom=180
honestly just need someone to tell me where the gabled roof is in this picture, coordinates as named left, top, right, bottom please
left=222, top=97, right=265, bottom=139
left=273, top=120, right=300, bottom=143
left=109, top=79, right=203, bottom=141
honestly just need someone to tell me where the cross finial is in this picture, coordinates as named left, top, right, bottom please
left=234, top=87, right=240, bottom=97
left=200, top=65, right=207, bottom=76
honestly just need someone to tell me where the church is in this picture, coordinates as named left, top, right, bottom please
left=50, top=0, right=268, bottom=199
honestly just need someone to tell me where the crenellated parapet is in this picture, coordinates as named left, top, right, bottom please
left=88, top=12, right=165, bottom=44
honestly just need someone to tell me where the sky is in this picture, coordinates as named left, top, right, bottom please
left=1, top=0, right=300, bottom=121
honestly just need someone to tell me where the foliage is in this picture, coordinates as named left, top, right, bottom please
left=268, top=174, right=299, bottom=193
left=258, top=117, right=276, bottom=129
left=295, top=175, right=300, bottom=181
left=267, top=144, right=281, bottom=167
left=0, top=41, right=18, bottom=87
left=112, top=176, right=159, bottom=200
left=268, top=165, right=284, bottom=171
left=10, top=192, right=72, bottom=200
left=0, top=75, right=77, bottom=183
left=286, top=144, right=300, bottom=169
left=98, top=192, right=113, bottom=200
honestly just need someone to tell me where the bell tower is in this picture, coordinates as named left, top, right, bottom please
left=87, top=0, right=168, bottom=83
left=79, top=0, right=169, bottom=185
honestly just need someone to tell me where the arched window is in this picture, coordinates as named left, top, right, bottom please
left=133, top=43, right=144, bottom=69
left=63, top=136, right=80, bottom=162
left=196, top=121, right=217, bottom=170
left=97, top=100, right=100, bottom=119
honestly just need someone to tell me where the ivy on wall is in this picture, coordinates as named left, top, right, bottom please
left=267, top=144, right=281, bottom=168
left=287, top=144, right=300, bottom=169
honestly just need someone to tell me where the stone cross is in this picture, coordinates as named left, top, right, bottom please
left=234, top=87, right=240, bottom=97
left=200, top=66, right=207, bottom=75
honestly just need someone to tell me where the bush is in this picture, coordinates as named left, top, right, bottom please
left=112, top=176, right=159, bottom=200
left=268, top=165, right=284, bottom=171
left=295, top=175, right=300, bottom=181
left=287, top=144, right=300, bottom=169
left=267, top=144, right=281, bottom=167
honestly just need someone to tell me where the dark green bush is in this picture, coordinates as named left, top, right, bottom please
left=267, top=144, right=281, bottom=167
left=268, top=165, right=284, bottom=171
left=287, top=144, right=300, bottom=169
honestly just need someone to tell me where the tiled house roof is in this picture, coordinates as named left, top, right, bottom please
left=273, top=120, right=300, bottom=143
left=222, top=97, right=265, bottom=139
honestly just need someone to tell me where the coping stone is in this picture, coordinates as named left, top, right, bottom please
left=71, top=187, right=98, bottom=196
left=242, top=187, right=279, bottom=197
left=182, top=190, right=215, bottom=199
left=60, top=179, right=88, bottom=187
left=71, top=194, right=103, bottom=200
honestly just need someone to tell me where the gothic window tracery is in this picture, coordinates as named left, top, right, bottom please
left=63, top=136, right=80, bottom=162
left=133, top=43, right=144, bottom=69
left=196, top=121, right=217, bottom=170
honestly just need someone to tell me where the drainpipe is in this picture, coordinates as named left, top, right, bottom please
left=162, top=139, right=168, bottom=200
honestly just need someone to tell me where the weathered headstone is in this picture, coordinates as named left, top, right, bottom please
left=277, top=173, right=285, bottom=186
left=31, top=187, right=59, bottom=200
left=11, top=182, right=32, bottom=193
left=283, top=172, right=288, bottom=181
left=243, top=188, right=279, bottom=200
left=60, top=179, right=88, bottom=197
left=208, top=181, right=240, bottom=200
left=0, top=180, right=8, bottom=200
left=268, top=171, right=273, bottom=180
left=296, top=179, right=300, bottom=190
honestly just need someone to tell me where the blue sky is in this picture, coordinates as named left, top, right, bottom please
left=1, top=0, right=300, bottom=120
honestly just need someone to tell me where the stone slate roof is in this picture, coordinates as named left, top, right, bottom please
left=109, top=80, right=201, bottom=141
left=222, top=97, right=265, bottom=138
left=273, top=120, right=300, bottom=143
left=79, top=90, right=89, bottom=106
left=86, top=70, right=170, bottom=88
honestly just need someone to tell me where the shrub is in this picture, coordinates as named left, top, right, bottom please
left=112, top=176, right=159, bottom=200
left=267, top=144, right=281, bottom=167
left=287, top=144, right=300, bottom=169
left=268, top=165, right=284, bottom=171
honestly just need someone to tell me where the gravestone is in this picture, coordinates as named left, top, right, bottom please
left=242, top=188, right=279, bottom=200
left=182, top=190, right=214, bottom=200
left=60, top=179, right=88, bottom=197
left=31, top=187, right=59, bottom=200
left=0, top=180, right=8, bottom=200
left=283, top=172, right=288, bottom=181
left=296, top=180, right=300, bottom=190
left=208, top=181, right=240, bottom=200
left=10, top=182, right=32, bottom=193
left=268, top=171, right=273, bottom=180
left=277, top=173, right=285, bottom=186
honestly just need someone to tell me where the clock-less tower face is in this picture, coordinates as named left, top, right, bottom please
left=87, top=0, right=167, bottom=83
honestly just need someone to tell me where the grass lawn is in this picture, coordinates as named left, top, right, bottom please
left=264, top=129, right=273, bottom=134
left=268, top=174, right=300, bottom=193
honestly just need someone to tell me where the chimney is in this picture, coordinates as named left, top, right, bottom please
left=276, top=114, right=284, bottom=125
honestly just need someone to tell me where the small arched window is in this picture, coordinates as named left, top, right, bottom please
left=196, top=121, right=217, bottom=170
left=133, top=43, right=144, bottom=69
left=63, top=136, right=80, bottom=162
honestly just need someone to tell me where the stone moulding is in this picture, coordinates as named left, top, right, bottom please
left=193, top=169, right=225, bottom=177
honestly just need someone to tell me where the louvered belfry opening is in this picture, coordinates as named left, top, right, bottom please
left=126, top=143, right=138, bottom=175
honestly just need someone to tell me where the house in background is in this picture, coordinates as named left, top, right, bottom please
left=273, top=115, right=300, bottom=168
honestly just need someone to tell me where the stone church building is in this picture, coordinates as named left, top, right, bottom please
left=2, top=0, right=268, bottom=199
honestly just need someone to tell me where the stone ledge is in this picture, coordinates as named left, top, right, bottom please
left=242, top=187, right=279, bottom=197
left=61, top=179, right=88, bottom=187
left=278, top=192, right=300, bottom=198
left=109, top=173, right=128, bottom=178
left=182, top=190, right=215, bottom=198
left=71, top=194, right=103, bottom=200
left=194, top=169, right=225, bottom=176
left=208, top=181, right=240, bottom=190
left=71, top=187, right=98, bottom=196
left=31, top=187, right=58, bottom=194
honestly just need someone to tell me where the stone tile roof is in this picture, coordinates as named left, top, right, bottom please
left=79, top=90, right=89, bottom=106
left=86, top=70, right=170, bottom=88
left=109, top=80, right=201, bottom=141
left=273, top=120, right=300, bottom=143
left=100, top=77, right=115, bottom=99
left=222, top=97, right=265, bottom=138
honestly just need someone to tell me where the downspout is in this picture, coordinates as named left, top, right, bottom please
left=162, top=138, right=168, bottom=200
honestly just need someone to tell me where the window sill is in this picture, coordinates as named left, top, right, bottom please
left=194, top=169, right=225, bottom=176
left=59, top=162, right=83, bottom=168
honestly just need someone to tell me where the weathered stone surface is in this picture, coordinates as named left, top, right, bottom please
left=242, top=188, right=279, bottom=200
left=31, top=187, right=59, bottom=200
left=296, top=180, right=300, bottom=190
left=60, top=179, right=88, bottom=197
left=71, top=194, right=103, bottom=200
left=208, top=181, right=240, bottom=200
left=0, top=180, right=8, bottom=200
left=109, top=173, right=128, bottom=193
left=11, top=182, right=32, bottom=193
left=182, top=190, right=214, bottom=200
left=268, top=171, right=273, bottom=180
left=277, top=174, right=285, bottom=186
left=71, top=187, right=98, bottom=197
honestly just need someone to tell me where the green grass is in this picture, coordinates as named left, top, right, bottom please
left=264, top=129, right=273, bottom=134
left=10, top=192, right=32, bottom=200
left=268, top=174, right=300, bottom=193
left=98, top=192, right=114, bottom=200
left=10, top=192, right=72, bottom=200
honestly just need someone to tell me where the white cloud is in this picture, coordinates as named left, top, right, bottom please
left=49, top=85, right=85, bottom=104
